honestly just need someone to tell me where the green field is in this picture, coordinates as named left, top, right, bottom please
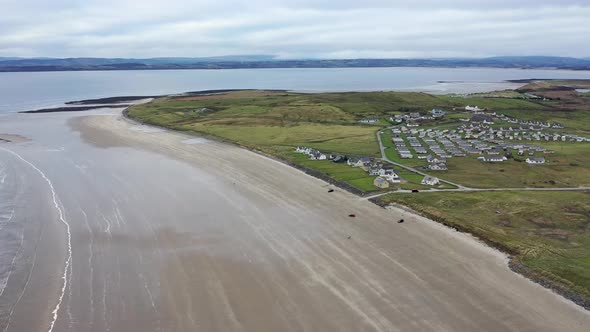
left=128, top=88, right=590, bottom=191
left=376, top=191, right=590, bottom=297
left=128, top=84, right=590, bottom=299
left=443, top=142, right=590, bottom=188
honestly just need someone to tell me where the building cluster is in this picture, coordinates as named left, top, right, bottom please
left=389, top=109, right=446, bottom=126
left=460, top=124, right=588, bottom=143
left=294, top=147, right=403, bottom=188
left=294, top=146, right=327, bottom=160
left=390, top=125, right=565, bottom=166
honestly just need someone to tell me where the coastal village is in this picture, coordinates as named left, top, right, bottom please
left=295, top=105, right=589, bottom=190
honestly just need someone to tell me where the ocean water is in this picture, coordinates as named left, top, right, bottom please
left=1, top=67, right=590, bottom=113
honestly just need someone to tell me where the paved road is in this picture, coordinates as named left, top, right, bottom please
left=0, top=110, right=588, bottom=332
left=364, top=186, right=590, bottom=200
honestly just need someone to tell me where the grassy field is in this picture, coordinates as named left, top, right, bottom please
left=376, top=191, right=590, bottom=297
left=281, top=151, right=378, bottom=192
left=443, top=142, right=590, bottom=188
left=128, top=87, right=590, bottom=192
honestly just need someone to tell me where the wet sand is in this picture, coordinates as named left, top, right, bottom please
left=0, top=110, right=589, bottom=331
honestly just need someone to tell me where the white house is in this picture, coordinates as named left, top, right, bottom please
left=359, top=117, right=379, bottom=124
left=295, top=146, right=311, bottom=154
left=428, top=163, right=448, bottom=171
left=478, top=156, right=507, bottom=162
left=465, top=105, right=483, bottom=112
left=421, top=175, right=440, bottom=186
left=379, top=169, right=401, bottom=183
left=526, top=157, right=545, bottom=164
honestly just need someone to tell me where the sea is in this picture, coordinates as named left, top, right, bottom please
left=1, top=67, right=590, bottom=113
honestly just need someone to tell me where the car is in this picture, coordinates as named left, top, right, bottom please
left=411, top=189, right=419, bottom=193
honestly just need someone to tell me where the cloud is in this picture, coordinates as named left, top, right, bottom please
left=0, top=0, right=589, bottom=58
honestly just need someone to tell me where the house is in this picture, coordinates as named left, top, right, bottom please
left=359, top=117, right=379, bottom=124
left=526, top=157, right=545, bottom=164
left=399, top=153, right=414, bottom=159
left=378, top=165, right=401, bottom=183
left=368, top=163, right=383, bottom=176
left=332, top=155, right=347, bottom=163
left=421, top=175, right=440, bottom=186
left=431, top=109, right=445, bottom=117
left=373, top=177, right=390, bottom=189
left=428, top=163, right=448, bottom=171
left=310, top=151, right=327, bottom=160
left=426, top=156, right=446, bottom=164
left=478, top=156, right=507, bottom=162
left=295, top=146, right=311, bottom=154
left=465, top=105, right=483, bottom=112
left=389, top=116, right=403, bottom=123
left=347, top=157, right=362, bottom=167
left=348, top=157, right=371, bottom=167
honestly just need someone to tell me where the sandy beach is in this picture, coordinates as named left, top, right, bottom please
left=0, top=109, right=588, bottom=331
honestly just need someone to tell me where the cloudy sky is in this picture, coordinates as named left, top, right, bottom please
left=1, top=0, right=589, bottom=59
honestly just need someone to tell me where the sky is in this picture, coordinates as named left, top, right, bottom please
left=1, top=0, right=589, bottom=59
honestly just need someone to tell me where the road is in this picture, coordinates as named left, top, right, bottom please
left=0, top=110, right=588, bottom=332
left=363, top=186, right=590, bottom=200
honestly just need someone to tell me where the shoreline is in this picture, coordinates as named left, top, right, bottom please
left=3, top=65, right=590, bottom=74
left=121, top=103, right=590, bottom=311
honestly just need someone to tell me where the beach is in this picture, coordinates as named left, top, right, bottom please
left=0, top=109, right=589, bottom=331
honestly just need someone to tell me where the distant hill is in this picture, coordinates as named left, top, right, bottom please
left=1, top=55, right=590, bottom=72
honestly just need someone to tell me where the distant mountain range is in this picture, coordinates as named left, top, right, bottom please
left=1, top=55, right=590, bottom=72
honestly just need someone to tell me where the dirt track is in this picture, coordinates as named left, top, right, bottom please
left=0, top=110, right=588, bottom=331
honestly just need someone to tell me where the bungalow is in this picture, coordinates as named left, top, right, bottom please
left=347, top=157, right=362, bottom=167
left=428, top=163, right=448, bottom=171
left=431, top=108, right=445, bottom=117
left=389, top=116, right=403, bottom=123
left=377, top=165, right=401, bottom=183
left=465, top=105, right=483, bottom=112
left=526, top=157, right=545, bottom=164
left=295, top=146, right=311, bottom=154
left=348, top=157, right=370, bottom=167
left=368, top=164, right=383, bottom=176
left=426, top=156, right=446, bottom=164
left=487, top=149, right=501, bottom=155
left=373, top=176, right=390, bottom=189
left=310, top=151, right=327, bottom=160
left=421, top=175, right=440, bottom=186
left=478, top=156, right=507, bottom=162
left=359, top=117, right=379, bottom=124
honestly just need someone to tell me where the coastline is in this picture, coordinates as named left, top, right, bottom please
left=3, top=106, right=589, bottom=330
left=13, top=89, right=590, bottom=312
left=121, top=104, right=590, bottom=311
